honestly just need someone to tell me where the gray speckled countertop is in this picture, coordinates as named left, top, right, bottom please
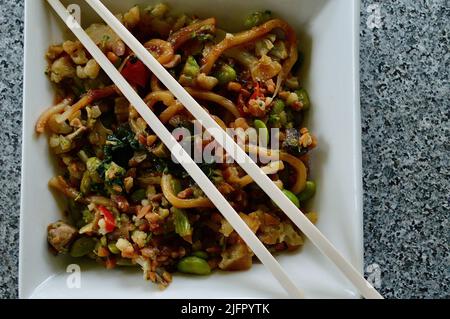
left=0, top=0, right=448, bottom=299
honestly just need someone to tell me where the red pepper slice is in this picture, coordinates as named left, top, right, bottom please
left=250, top=82, right=264, bottom=100
left=120, top=57, right=150, bottom=88
left=98, top=205, right=116, bottom=233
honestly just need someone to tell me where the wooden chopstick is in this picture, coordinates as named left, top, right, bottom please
left=46, top=0, right=304, bottom=299
left=84, top=0, right=383, bottom=299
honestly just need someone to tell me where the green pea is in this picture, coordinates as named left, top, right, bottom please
left=215, top=64, right=237, bottom=85
left=70, top=237, right=96, bottom=258
left=131, top=189, right=147, bottom=203
left=271, top=99, right=285, bottom=114
left=282, top=189, right=300, bottom=208
left=182, top=56, right=200, bottom=78
left=297, top=181, right=316, bottom=202
left=191, top=251, right=208, bottom=260
left=296, top=88, right=311, bottom=110
left=177, top=256, right=211, bottom=275
left=108, top=243, right=120, bottom=255
left=254, top=119, right=269, bottom=143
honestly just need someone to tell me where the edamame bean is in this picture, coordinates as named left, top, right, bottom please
left=215, top=64, right=237, bottom=85
left=254, top=119, right=269, bottom=142
left=297, top=181, right=316, bottom=201
left=191, top=251, right=208, bottom=260
left=70, top=237, right=96, bottom=257
left=282, top=189, right=300, bottom=208
left=177, top=256, right=211, bottom=275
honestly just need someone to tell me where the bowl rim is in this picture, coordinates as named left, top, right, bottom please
left=19, top=0, right=362, bottom=299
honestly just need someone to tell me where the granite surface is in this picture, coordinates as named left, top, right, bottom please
left=0, top=0, right=448, bottom=299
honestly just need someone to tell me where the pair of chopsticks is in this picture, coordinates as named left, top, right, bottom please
left=47, top=0, right=383, bottom=299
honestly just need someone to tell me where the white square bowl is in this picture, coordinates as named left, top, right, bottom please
left=20, top=0, right=362, bottom=299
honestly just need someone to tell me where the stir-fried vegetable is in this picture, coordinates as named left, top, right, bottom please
left=121, top=57, right=150, bottom=88
left=296, top=88, right=311, bottom=110
left=70, top=237, right=97, bottom=257
left=281, top=189, right=300, bottom=208
left=173, top=207, right=192, bottom=241
left=244, top=10, right=273, bottom=28
left=98, top=206, right=116, bottom=233
left=103, top=125, right=141, bottom=167
left=182, top=56, right=200, bottom=78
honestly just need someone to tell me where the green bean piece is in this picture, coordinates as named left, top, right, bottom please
left=177, top=256, right=211, bottom=275
left=244, top=10, right=272, bottom=28
left=173, top=208, right=192, bottom=238
left=86, top=157, right=101, bottom=174
left=282, top=189, right=300, bottom=208
left=68, top=199, right=84, bottom=228
left=131, top=189, right=147, bottom=203
left=297, top=181, right=316, bottom=202
left=80, top=171, right=92, bottom=194
left=77, top=150, right=89, bottom=163
left=108, top=243, right=120, bottom=255
left=215, top=64, right=237, bottom=85
left=70, top=237, right=97, bottom=258
left=182, top=56, right=200, bottom=78
left=296, top=88, right=311, bottom=110
left=170, top=178, right=183, bottom=195
left=254, top=119, right=269, bottom=143
left=191, top=251, right=208, bottom=260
